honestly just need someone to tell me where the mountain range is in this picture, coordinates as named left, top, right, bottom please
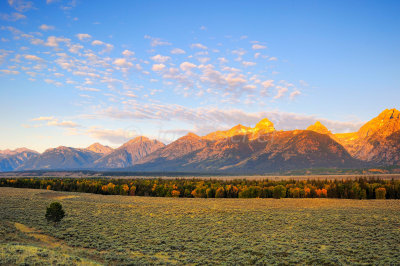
left=1, top=108, right=400, bottom=173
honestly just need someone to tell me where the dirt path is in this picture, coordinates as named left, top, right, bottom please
left=13, top=222, right=102, bottom=265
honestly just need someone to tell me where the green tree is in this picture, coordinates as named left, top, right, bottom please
left=273, top=185, right=286, bottom=199
left=359, top=189, right=367, bottom=200
left=45, top=202, right=65, bottom=224
left=206, top=188, right=214, bottom=198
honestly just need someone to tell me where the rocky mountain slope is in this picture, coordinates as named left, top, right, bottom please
left=17, top=146, right=102, bottom=170
left=3, top=108, right=400, bottom=173
left=334, top=108, right=400, bottom=165
left=93, top=136, right=165, bottom=168
left=86, top=143, right=114, bottom=154
left=0, top=148, right=39, bottom=172
left=132, top=126, right=361, bottom=173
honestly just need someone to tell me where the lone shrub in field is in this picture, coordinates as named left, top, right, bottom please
left=375, top=188, right=386, bottom=199
left=45, top=202, right=65, bottom=224
left=273, top=185, right=286, bottom=199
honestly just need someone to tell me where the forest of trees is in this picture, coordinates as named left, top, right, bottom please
left=1, top=177, right=400, bottom=199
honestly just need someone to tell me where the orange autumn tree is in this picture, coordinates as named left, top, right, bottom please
left=171, top=190, right=180, bottom=197
left=121, top=184, right=129, bottom=195
left=102, top=183, right=116, bottom=194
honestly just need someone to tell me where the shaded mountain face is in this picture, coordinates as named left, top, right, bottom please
left=132, top=133, right=212, bottom=171
left=86, top=143, right=114, bottom=154
left=93, top=136, right=165, bottom=168
left=225, top=130, right=363, bottom=173
left=132, top=129, right=361, bottom=173
left=17, top=146, right=102, bottom=170
left=0, top=149, right=39, bottom=172
left=334, top=109, right=400, bottom=165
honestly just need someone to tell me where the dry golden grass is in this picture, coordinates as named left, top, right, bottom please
left=1, top=187, right=400, bottom=265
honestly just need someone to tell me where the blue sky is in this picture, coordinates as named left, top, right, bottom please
left=0, top=0, right=399, bottom=152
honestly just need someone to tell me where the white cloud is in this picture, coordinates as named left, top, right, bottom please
left=261, top=80, right=274, bottom=96
left=48, top=120, right=79, bottom=128
left=78, top=87, right=101, bottom=92
left=180, top=62, right=196, bottom=71
left=45, top=36, right=70, bottom=48
left=0, top=69, right=19, bottom=75
left=261, top=79, right=274, bottom=89
left=269, top=57, right=278, bottom=61
left=68, top=44, right=83, bottom=54
left=242, top=61, right=256, bottom=67
left=290, top=90, right=301, bottom=100
left=150, top=54, right=171, bottom=63
left=31, top=116, right=80, bottom=128
left=87, top=127, right=140, bottom=144
left=232, top=48, right=246, bottom=57
left=113, top=58, right=133, bottom=68
left=252, top=44, right=267, bottom=50
left=91, top=40, right=104, bottom=46
left=72, top=71, right=100, bottom=78
left=76, top=33, right=92, bottom=41
left=0, top=12, right=26, bottom=21
left=8, top=0, right=33, bottom=12
left=39, top=24, right=55, bottom=31
left=261, top=80, right=274, bottom=88
left=24, top=54, right=43, bottom=61
left=31, top=116, right=55, bottom=121
left=44, top=79, right=62, bottom=87
left=91, top=40, right=113, bottom=53
left=171, top=48, right=185, bottom=54
left=218, top=57, right=228, bottom=64
left=197, top=57, right=210, bottom=64
left=144, top=35, right=171, bottom=47
left=191, top=43, right=207, bottom=50
left=122, top=49, right=135, bottom=57
left=152, top=64, right=166, bottom=71
left=274, top=86, right=288, bottom=99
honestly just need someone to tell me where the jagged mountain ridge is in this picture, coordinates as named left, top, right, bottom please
left=3, top=108, right=400, bottom=173
left=93, top=136, right=165, bottom=168
left=17, top=146, right=102, bottom=170
left=334, top=108, right=400, bottom=165
left=204, top=118, right=276, bottom=140
left=132, top=129, right=362, bottom=173
left=86, top=143, right=114, bottom=154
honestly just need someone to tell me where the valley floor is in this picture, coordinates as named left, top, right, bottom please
left=0, top=187, right=399, bottom=265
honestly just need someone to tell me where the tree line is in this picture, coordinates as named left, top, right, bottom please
left=1, top=177, right=399, bottom=199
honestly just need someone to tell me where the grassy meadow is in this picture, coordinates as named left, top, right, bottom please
left=1, top=187, right=400, bottom=265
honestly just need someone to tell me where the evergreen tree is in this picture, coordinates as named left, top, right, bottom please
left=45, top=202, right=65, bottom=224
